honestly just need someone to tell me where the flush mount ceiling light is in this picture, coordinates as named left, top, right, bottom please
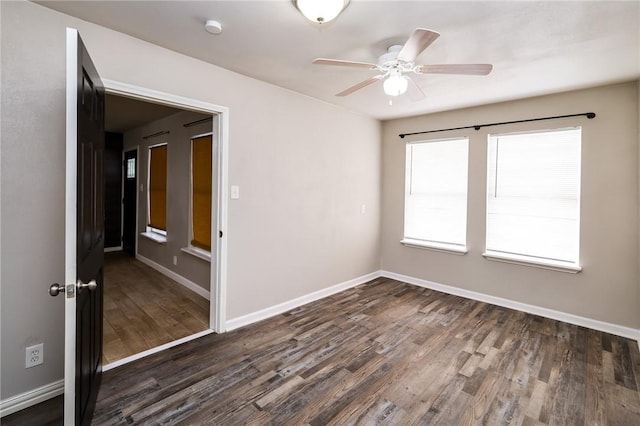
left=293, top=0, right=350, bottom=24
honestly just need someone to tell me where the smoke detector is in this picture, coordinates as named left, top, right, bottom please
left=205, top=20, right=222, bottom=35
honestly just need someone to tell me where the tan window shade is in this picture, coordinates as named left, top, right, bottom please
left=148, top=145, right=167, bottom=231
left=191, top=135, right=212, bottom=251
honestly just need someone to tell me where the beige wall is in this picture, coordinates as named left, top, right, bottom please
left=381, top=81, right=640, bottom=329
left=0, top=0, right=381, bottom=400
left=122, top=110, right=212, bottom=291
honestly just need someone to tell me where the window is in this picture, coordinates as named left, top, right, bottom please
left=126, top=157, right=135, bottom=179
left=402, top=137, right=469, bottom=253
left=485, top=127, right=581, bottom=271
left=145, top=143, right=167, bottom=241
left=189, top=134, right=213, bottom=255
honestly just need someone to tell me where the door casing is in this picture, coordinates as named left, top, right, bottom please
left=103, top=79, right=229, bottom=334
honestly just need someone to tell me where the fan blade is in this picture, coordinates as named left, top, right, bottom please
left=336, top=75, right=383, bottom=97
left=313, top=58, right=378, bottom=70
left=416, top=64, right=493, bottom=75
left=397, top=29, right=440, bottom=62
left=406, top=77, right=426, bottom=102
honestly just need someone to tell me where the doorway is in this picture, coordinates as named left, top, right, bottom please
left=101, top=81, right=228, bottom=368
left=122, top=149, right=137, bottom=256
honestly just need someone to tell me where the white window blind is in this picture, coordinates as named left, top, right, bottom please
left=485, top=127, right=581, bottom=267
left=404, top=137, right=469, bottom=250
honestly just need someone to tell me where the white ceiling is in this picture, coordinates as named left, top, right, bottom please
left=37, top=1, right=640, bottom=120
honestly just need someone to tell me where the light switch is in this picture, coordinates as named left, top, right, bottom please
left=231, top=185, right=240, bottom=199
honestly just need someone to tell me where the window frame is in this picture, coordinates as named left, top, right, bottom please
left=483, top=126, right=582, bottom=273
left=401, top=136, right=470, bottom=255
left=142, top=142, right=168, bottom=244
left=183, top=132, right=213, bottom=262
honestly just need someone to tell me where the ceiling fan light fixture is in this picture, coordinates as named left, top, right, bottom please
left=294, top=0, right=350, bottom=24
left=383, top=72, right=409, bottom=97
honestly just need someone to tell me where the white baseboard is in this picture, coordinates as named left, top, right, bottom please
left=381, top=270, right=640, bottom=341
left=136, top=254, right=210, bottom=300
left=0, top=379, right=63, bottom=418
left=226, top=271, right=381, bottom=331
left=104, top=246, right=123, bottom=253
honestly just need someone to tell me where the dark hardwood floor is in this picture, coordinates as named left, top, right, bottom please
left=4, top=277, right=640, bottom=425
left=103, top=251, right=209, bottom=364
left=92, top=277, right=640, bottom=425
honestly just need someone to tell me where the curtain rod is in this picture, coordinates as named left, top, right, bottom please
left=398, top=112, right=596, bottom=139
left=143, top=130, right=170, bottom=140
left=183, top=117, right=212, bottom=128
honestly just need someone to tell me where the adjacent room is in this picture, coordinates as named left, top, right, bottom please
left=102, top=95, right=213, bottom=365
left=1, top=1, right=639, bottom=424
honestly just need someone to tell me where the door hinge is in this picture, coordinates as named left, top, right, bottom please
left=219, top=230, right=223, bottom=238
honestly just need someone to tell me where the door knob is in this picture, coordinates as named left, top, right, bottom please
left=49, top=283, right=65, bottom=297
left=77, top=279, right=97, bottom=292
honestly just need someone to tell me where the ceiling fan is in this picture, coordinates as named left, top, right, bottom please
left=312, top=28, right=493, bottom=99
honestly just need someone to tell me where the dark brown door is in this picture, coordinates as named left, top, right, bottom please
left=122, top=149, right=137, bottom=256
left=104, top=132, right=123, bottom=249
left=75, top=31, right=105, bottom=426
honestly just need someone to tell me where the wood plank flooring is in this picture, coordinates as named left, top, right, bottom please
left=103, top=252, right=209, bottom=364
left=86, top=277, right=640, bottom=425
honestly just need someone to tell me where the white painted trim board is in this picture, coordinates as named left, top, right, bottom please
left=0, top=380, right=64, bottom=418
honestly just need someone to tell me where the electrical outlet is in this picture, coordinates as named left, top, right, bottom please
left=25, top=343, right=44, bottom=368
left=173, top=255, right=177, bottom=265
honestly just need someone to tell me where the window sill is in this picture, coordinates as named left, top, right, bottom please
left=482, top=251, right=582, bottom=273
left=400, top=238, right=468, bottom=255
left=140, top=232, right=167, bottom=244
left=181, top=247, right=211, bottom=262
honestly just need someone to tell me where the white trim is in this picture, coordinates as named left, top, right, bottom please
left=181, top=246, right=211, bottom=262
left=482, top=251, right=582, bottom=273
left=0, top=380, right=64, bottom=418
left=103, top=329, right=214, bottom=372
left=136, top=253, right=210, bottom=300
left=380, top=270, right=640, bottom=341
left=104, top=78, right=229, bottom=334
left=401, top=238, right=468, bottom=255
left=64, top=27, right=78, bottom=426
left=104, top=246, right=122, bottom=253
left=213, top=111, right=229, bottom=333
left=140, top=231, right=167, bottom=244
left=104, top=79, right=226, bottom=114
left=226, top=271, right=380, bottom=331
